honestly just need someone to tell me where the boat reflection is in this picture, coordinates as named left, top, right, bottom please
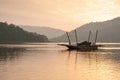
left=66, top=50, right=99, bottom=69
left=62, top=49, right=120, bottom=71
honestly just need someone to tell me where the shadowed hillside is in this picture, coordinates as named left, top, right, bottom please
left=0, top=22, right=48, bottom=43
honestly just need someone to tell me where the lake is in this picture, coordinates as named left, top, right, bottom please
left=0, top=43, right=120, bottom=80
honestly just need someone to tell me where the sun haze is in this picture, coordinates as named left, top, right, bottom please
left=0, top=0, right=120, bottom=31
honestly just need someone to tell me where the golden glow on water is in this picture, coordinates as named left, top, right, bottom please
left=97, top=43, right=120, bottom=45
left=99, top=47, right=120, bottom=50
left=0, top=43, right=120, bottom=80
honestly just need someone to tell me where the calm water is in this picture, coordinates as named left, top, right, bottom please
left=0, top=43, right=120, bottom=80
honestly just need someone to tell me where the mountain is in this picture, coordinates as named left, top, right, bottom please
left=19, top=26, right=65, bottom=39
left=0, top=22, right=48, bottom=43
left=51, top=17, right=120, bottom=43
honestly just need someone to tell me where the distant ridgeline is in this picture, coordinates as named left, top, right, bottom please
left=0, top=22, right=48, bottom=43
left=51, top=17, right=120, bottom=43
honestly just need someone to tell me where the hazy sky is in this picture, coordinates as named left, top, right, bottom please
left=0, top=0, right=120, bottom=31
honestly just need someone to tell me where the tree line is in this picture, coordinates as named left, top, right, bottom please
left=0, top=22, right=48, bottom=43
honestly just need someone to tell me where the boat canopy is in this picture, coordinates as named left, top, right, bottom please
left=77, top=41, right=91, bottom=46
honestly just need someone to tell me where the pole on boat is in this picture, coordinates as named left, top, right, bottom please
left=94, top=30, right=98, bottom=44
left=88, top=30, right=91, bottom=42
left=74, top=29, right=78, bottom=45
left=66, top=32, right=71, bottom=45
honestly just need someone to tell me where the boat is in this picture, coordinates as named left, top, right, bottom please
left=59, top=41, right=98, bottom=51
left=59, top=30, right=99, bottom=51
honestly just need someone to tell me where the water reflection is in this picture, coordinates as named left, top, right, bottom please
left=65, top=50, right=98, bottom=69
left=0, top=47, right=25, bottom=61
left=63, top=49, right=120, bottom=70
left=60, top=49, right=120, bottom=80
left=0, top=43, right=120, bottom=80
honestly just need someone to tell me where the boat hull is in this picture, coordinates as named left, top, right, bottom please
left=59, top=44, right=98, bottom=51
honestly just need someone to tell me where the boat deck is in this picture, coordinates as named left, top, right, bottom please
left=59, top=44, right=98, bottom=51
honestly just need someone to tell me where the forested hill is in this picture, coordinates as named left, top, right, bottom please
left=0, top=22, right=48, bottom=43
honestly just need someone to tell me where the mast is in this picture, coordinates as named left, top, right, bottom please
left=66, top=32, right=71, bottom=45
left=74, top=29, right=78, bottom=44
left=94, top=30, right=98, bottom=44
left=88, top=30, right=91, bottom=42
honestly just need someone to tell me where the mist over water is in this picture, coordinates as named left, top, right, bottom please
left=0, top=43, right=120, bottom=80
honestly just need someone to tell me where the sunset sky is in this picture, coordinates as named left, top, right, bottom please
left=0, top=0, right=120, bottom=31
